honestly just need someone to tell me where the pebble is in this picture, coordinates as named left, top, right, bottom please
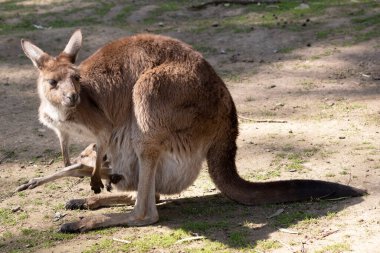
left=12, top=206, right=21, bottom=212
left=212, top=22, right=219, bottom=27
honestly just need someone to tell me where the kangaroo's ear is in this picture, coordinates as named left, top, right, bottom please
left=63, top=29, right=82, bottom=63
left=21, top=39, right=47, bottom=69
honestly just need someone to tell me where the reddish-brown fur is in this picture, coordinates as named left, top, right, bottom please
left=21, top=30, right=365, bottom=233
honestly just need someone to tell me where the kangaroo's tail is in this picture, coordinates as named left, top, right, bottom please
left=207, top=106, right=366, bottom=205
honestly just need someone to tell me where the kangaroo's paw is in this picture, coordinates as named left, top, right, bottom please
left=65, top=199, right=88, bottom=210
left=90, top=176, right=104, bottom=194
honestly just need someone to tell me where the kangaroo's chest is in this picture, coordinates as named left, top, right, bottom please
left=39, top=103, right=96, bottom=141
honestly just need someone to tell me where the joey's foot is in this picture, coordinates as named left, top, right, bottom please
left=90, top=176, right=104, bottom=194
left=16, top=178, right=41, bottom=191
left=65, top=199, right=88, bottom=210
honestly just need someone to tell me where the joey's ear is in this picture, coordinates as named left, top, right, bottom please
left=63, top=29, right=82, bottom=63
left=21, top=39, right=47, bottom=69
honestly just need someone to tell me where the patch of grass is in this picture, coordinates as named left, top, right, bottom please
left=325, top=172, right=336, bottom=177
left=253, top=239, right=281, bottom=251
left=316, top=30, right=330, bottom=39
left=192, top=44, right=217, bottom=55
left=228, top=231, right=250, bottom=247
left=273, top=211, right=316, bottom=228
left=143, top=1, right=180, bottom=24
left=182, top=221, right=229, bottom=232
left=278, top=47, right=293, bottom=53
left=0, top=208, right=28, bottom=226
left=114, top=5, right=136, bottom=24
left=315, top=242, right=350, bottom=253
left=85, top=229, right=190, bottom=253
left=299, top=80, right=316, bottom=90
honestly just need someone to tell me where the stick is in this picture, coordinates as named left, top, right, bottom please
left=238, top=115, right=288, bottom=123
left=175, top=236, right=206, bottom=244
left=190, top=0, right=281, bottom=10
left=112, top=238, right=131, bottom=244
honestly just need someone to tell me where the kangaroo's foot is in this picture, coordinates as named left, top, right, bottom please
left=59, top=211, right=159, bottom=233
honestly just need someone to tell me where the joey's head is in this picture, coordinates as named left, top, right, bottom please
left=21, top=30, right=83, bottom=109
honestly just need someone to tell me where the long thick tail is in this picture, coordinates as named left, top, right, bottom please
left=206, top=107, right=366, bottom=205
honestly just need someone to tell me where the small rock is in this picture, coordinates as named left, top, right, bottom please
left=53, top=212, right=67, bottom=221
left=157, top=22, right=164, bottom=27
left=289, top=169, right=297, bottom=172
left=276, top=103, right=285, bottom=107
left=212, top=22, right=219, bottom=27
left=12, top=206, right=21, bottom=212
left=37, top=128, right=46, bottom=133
left=267, top=85, right=276, bottom=89
left=220, top=49, right=226, bottom=54
left=20, top=165, right=25, bottom=169
left=25, top=244, right=32, bottom=248
left=289, top=130, right=293, bottom=134
left=339, top=136, right=346, bottom=139
left=295, top=3, right=310, bottom=10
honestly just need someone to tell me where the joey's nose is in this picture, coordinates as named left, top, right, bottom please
left=66, top=93, right=79, bottom=104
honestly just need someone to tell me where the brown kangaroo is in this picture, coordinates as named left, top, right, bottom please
left=21, top=30, right=365, bottom=233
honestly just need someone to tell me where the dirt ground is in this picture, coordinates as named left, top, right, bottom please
left=0, top=0, right=380, bottom=252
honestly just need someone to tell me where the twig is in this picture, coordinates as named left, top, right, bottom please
left=279, top=228, right=299, bottom=234
left=238, top=115, right=287, bottom=123
left=325, top=196, right=350, bottom=201
left=318, top=229, right=339, bottom=239
left=175, top=236, right=206, bottom=244
left=113, top=237, right=131, bottom=244
left=267, top=208, right=284, bottom=219
left=189, top=0, right=280, bottom=10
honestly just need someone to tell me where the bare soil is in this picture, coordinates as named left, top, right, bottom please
left=0, top=1, right=379, bottom=252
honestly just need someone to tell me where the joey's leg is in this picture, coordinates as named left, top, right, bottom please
left=57, top=131, right=71, bottom=166
left=66, top=193, right=136, bottom=210
left=90, top=143, right=105, bottom=194
left=60, top=148, right=160, bottom=233
left=16, top=164, right=113, bottom=192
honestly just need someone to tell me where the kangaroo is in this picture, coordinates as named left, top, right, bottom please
left=21, top=30, right=365, bottom=233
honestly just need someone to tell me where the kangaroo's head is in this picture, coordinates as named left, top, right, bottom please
left=21, top=30, right=82, bottom=109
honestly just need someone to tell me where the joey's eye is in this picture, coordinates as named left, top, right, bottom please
left=73, top=75, right=80, bottom=82
left=47, top=79, right=58, bottom=87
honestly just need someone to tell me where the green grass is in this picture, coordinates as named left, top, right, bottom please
left=0, top=228, right=76, bottom=252
left=84, top=229, right=190, bottom=253
left=273, top=210, right=316, bottom=228
left=228, top=231, right=250, bottom=248
left=182, top=221, right=229, bottom=232
left=253, top=239, right=281, bottom=252
left=315, top=242, right=350, bottom=253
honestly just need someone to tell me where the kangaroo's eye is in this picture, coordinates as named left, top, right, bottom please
left=47, top=79, right=58, bottom=87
